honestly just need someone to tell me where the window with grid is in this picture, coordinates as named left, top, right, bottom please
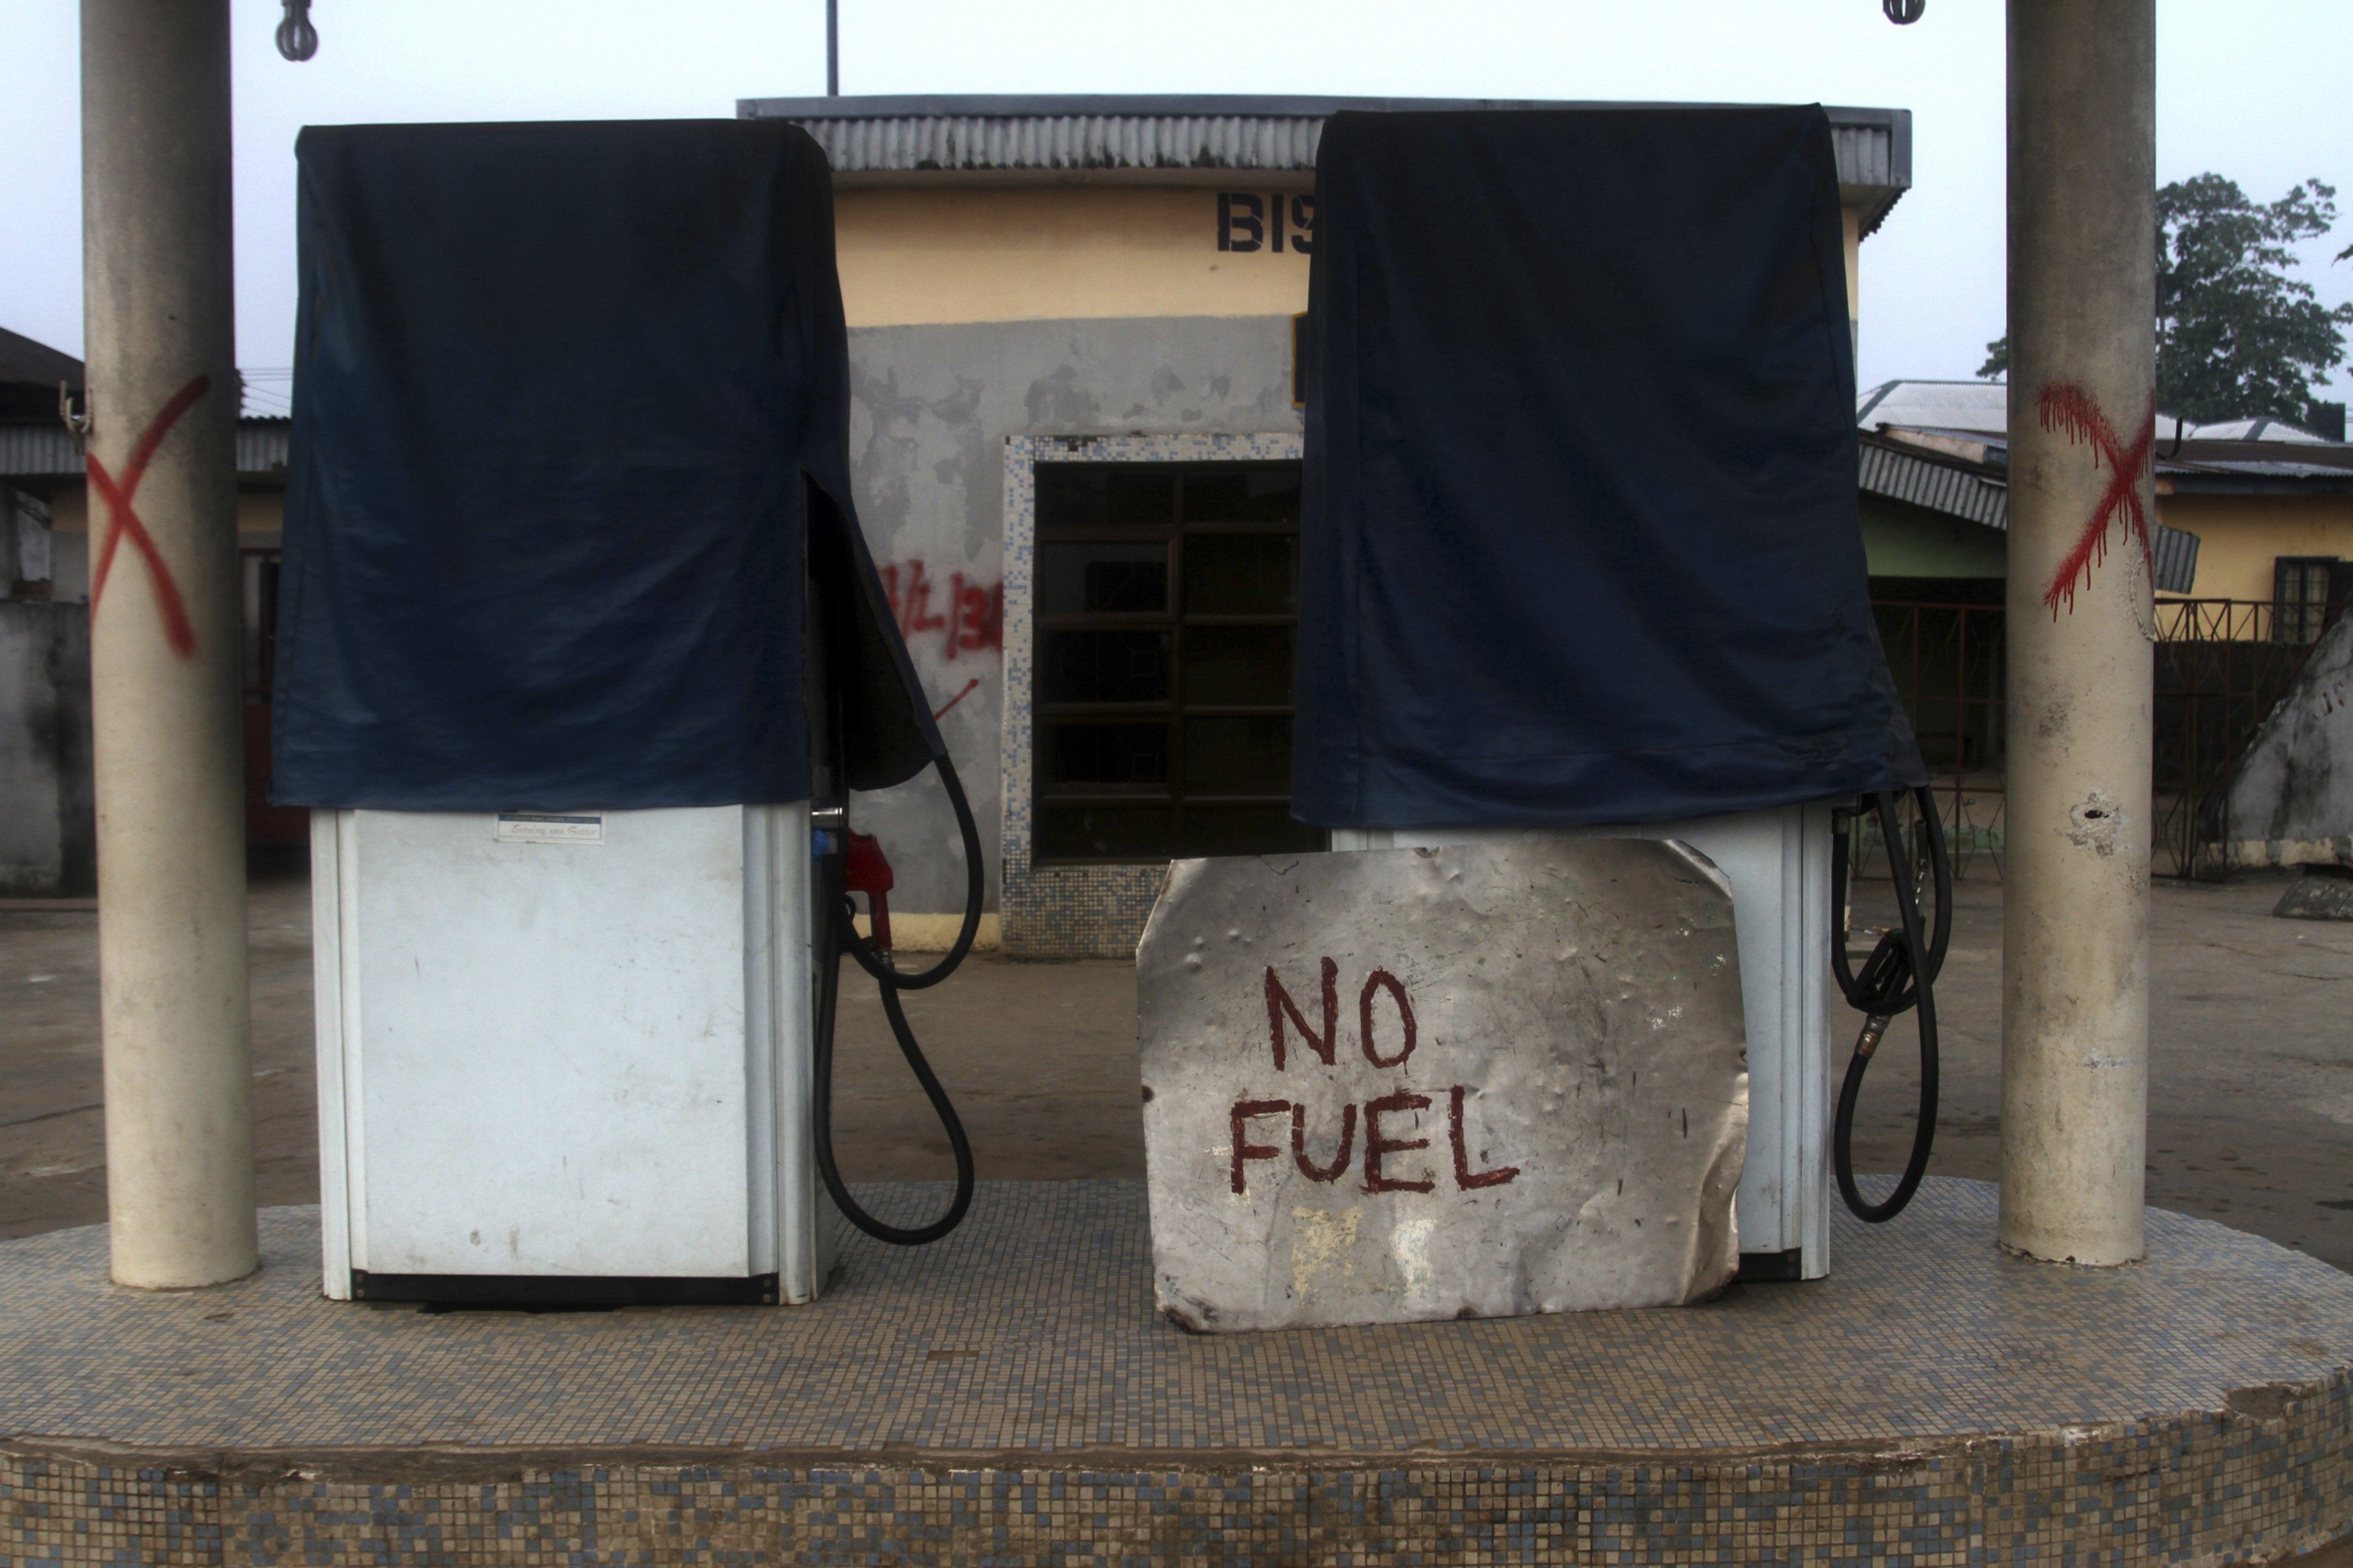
left=1033, top=461, right=1322, bottom=862
left=2274, top=556, right=2342, bottom=644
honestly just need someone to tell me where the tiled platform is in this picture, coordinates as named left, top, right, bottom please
left=4, top=1178, right=2352, bottom=1565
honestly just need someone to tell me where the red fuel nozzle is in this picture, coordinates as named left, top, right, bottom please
left=843, top=830, right=895, bottom=953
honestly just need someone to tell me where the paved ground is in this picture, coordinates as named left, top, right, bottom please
left=4, top=867, right=2351, bottom=1274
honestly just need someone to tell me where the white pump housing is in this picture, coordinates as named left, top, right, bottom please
left=309, top=803, right=834, bottom=1304
left=1332, top=802, right=1837, bottom=1280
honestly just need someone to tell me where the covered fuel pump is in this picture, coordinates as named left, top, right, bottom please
left=1293, top=108, right=1948, bottom=1278
left=274, top=120, right=979, bottom=1307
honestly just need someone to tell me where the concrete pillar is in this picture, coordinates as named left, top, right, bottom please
left=81, top=0, right=256, bottom=1288
left=1998, top=0, right=2157, bottom=1266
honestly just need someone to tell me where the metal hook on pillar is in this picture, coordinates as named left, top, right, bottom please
left=58, top=383, right=89, bottom=455
left=276, top=0, right=318, bottom=61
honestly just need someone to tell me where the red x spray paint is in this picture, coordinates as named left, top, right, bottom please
left=87, top=374, right=210, bottom=657
left=2037, top=384, right=2155, bottom=616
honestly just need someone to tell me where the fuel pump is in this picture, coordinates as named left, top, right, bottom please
left=274, top=118, right=980, bottom=1305
left=1291, top=107, right=1941, bottom=1280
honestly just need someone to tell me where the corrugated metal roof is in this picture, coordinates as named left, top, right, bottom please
left=0, top=418, right=288, bottom=481
left=235, top=420, right=289, bottom=475
left=0, top=327, right=81, bottom=392
left=2151, top=522, right=2201, bottom=594
left=1860, top=430, right=2200, bottom=593
left=1860, top=382, right=2353, bottom=498
left=1860, top=433, right=2009, bottom=532
left=801, top=110, right=1326, bottom=182
left=1859, top=379, right=2353, bottom=452
left=741, top=95, right=1912, bottom=233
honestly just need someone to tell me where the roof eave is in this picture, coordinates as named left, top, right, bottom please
left=742, top=95, right=1913, bottom=218
left=2163, top=473, right=2353, bottom=495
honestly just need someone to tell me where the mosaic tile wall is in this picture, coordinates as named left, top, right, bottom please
left=8, top=1397, right=2353, bottom=1568
left=7, top=1182, right=2353, bottom=1565
left=998, top=434, right=1308, bottom=960
left=998, top=859, right=1167, bottom=960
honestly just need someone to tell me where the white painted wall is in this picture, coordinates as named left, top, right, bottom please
left=844, top=314, right=1301, bottom=914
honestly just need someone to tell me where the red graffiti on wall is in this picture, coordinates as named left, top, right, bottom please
left=87, top=374, right=210, bottom=657
left=880, top=559, right=1003, bottom=663
left=2038, top=384, right=2155, bottom=616
left=931, top=677, right=982, bottom=721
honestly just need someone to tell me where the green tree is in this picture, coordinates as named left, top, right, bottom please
left=1978, top=174, right=2353, bottom=426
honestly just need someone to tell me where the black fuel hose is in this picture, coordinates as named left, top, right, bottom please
left=811, top=755, right=984, bottom=1245
left=1829, top=785, right=1952, bottom=1222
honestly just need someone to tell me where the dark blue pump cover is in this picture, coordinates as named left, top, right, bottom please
left=272, top=120, right=938, bottom=811
left=1293, top=107, right=1924, bottom=829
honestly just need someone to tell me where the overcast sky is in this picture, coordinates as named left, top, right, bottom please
left=4, top=0, right=2349, bottom=409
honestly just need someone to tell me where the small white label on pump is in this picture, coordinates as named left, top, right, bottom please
left=494, top=813, right=605, bottom=845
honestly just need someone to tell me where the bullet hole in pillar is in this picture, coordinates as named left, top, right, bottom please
left=2065, top=790, right=2124, bottom=857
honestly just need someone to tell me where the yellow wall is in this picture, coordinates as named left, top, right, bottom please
left=835, top=182, right=1875, bottom=331
left=2157, top=491, right=2353, bottom=601
left=836, top=185, right=1313, bottom=327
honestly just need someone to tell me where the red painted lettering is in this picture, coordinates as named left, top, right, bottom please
left=902, top=561, right=947, bottom=636
left=1358, top=968, right=1416, bottom=1068
left=879, top=558, right=1005, bottom=659
left=1290, top=1102, right=1357, bottom=1182
left=957, top=579, right=1000, bottom=655
left=1448, top=1085, right=1520, bottom=1190
left=1230, top=1099, right=1289, bottom=1194
left=1362, top=1090, right=1435, bottom=1194
left=1265, top=958, right=1339, bottom=1069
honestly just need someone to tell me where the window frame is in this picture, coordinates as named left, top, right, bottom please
left=1031, top=459, right=1308, bottom=864
left=2273, top=555, right=2342, bottom=645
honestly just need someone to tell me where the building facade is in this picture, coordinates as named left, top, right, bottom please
left=4, top=98, right=1920, bottom=942
left=1856, top=378, right=2353, bottom=612
left=744, top=94, right=1914, bottom=954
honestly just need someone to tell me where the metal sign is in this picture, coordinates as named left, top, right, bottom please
left=1138, top=838, right=1747, bottom=1332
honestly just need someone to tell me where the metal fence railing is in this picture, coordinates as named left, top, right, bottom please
left=1871, top=600, right=2005, bottom=878
left=2151, top=599, right=2338, bottom=877
left=1866, top=596, right=2340, bottom=880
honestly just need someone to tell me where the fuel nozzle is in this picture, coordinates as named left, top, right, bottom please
left=1853, top=1014, right=1890, bottom=1061
left=842, top=830, right=896, bottom=956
